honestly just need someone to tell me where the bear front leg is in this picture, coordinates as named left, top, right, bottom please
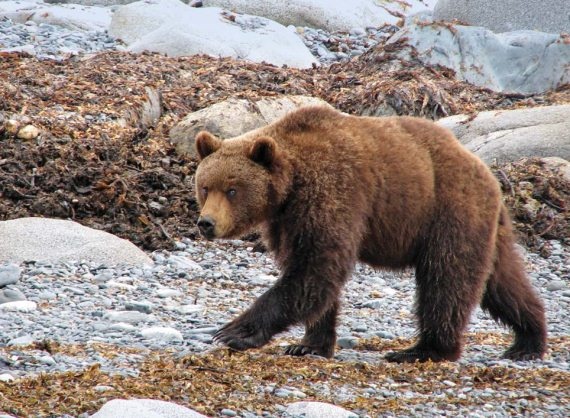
left=213, top=283, right=293, bottom=351
left=285, top=300, right=339, bottom=358
left=214, top=259, right=348, bottom=353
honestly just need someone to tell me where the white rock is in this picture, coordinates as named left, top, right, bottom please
left=391, top=17, right=570, bottom=94
left=434, top=0, right=570, bottom=34
left=90, top=399, right=208, bottom=418
left=7, top=335, right=35, bottom=346
left=175, top=304, right=204, bottom=314
left=109, top=0, right=317, bottom=68
left=0, top=373, right=15, bottom=383
left=108, top=322, right=137, bottom=332
left=437, top=105, right=570, bottom=163
left=285, top=402, right=358, bottom=418
left=16, top=124, right=40, bottom=140
left=166, top=255, right=203, bottom=271
left=170, top=95, right=332, bottom=157
left=104, top=310, right=153, bottom=324
left=0, top=217, right=152, bottom=267
left=0, top=1, right=112, bottom=31
left=156, top=288, right=183, bottom=298
left=203, top=0, right=437, bottom=32
left=0, top=301, right=37, bottom=312
left=140, top=326, right=183, bottom=342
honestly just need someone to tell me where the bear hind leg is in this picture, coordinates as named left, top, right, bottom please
left=481, top=219, right=547, bottom=360
left=285, top=300, right=338, bottom=358
left=386, top=219, right=494, bottom=363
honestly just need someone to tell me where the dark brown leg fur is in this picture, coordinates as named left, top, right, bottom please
left=480, top=207, right=547, bottom=360
left=386, top=213, right=494, bottom=363
left=285, top=300, right=339, bottom=358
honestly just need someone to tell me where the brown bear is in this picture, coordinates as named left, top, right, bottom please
left=194, top=106, right=547, bottom=363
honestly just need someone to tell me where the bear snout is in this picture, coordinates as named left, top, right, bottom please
left=197, top=216, right=216, bottom=240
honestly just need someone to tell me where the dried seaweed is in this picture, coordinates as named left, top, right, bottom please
left=0, top=334, right=568, bottom=417
left=0, top=51, right=569, bottom=250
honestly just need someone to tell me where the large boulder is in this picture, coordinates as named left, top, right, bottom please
left=434, top=0, right=570, bottom=34
left=285, top=402, right=358, bottom=418
left=0, top=1, right=111, bottom=31
left=170, top=95, right=332, bottom=157
left=437, top=105, right=570, bottom=164
left=202, top=0, right=435, bottom=32
left=90, top=399, right=208, bottom=418
left=389, top=15, right=570, bottom=94
left=0, top=217, right=152, bottom=267
left=109, top=0, right=317, bottom=68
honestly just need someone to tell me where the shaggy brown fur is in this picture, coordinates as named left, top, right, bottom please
left=194, top=106, right=547, bottom=362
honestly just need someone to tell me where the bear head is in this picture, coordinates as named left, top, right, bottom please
left=194, top=131, right=292, bottom=240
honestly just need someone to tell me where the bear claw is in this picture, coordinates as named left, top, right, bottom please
left=284, top=344, right=329, bottom=358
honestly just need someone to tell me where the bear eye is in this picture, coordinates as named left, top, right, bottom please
left=226, top=188, right=237, bottom=198
left=201, top=187, right=208, bottom=198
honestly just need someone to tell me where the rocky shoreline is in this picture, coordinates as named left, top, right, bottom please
left=1, top=237, right=569, bottom=417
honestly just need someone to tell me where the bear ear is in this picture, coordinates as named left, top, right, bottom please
left=249, top=136, right=277, bottom=168
left=195, top=131, right=222, bottom=161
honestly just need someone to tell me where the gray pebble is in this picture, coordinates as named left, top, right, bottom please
left=0, top=264, right=21, bottom=287
left=337, top=336, right=359, bottom=349
left=546, top=280, right=566, bottom=291
left=0, top=288, right=27, bottom=304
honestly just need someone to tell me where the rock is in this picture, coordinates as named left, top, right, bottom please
left=0, top=2, right=112, bottom=31
left=0, top=264, right=21, bottom=288
left=540, top=157, right=570, bottom=183
left=391, top=16, right=570, bottom=94
left=0, top=301, right=37, bottom=312
left=337, top=336, right=359, bottom=349
left=546, top=280, right=567, bottom=292
left=5, top=119, right=20, bottom=136
left=156, top=288, right=183, bottom=298
left=434, top=0, right=570, bottom=34
left=170, top=96, right=332, bottom=157
left=437, top=105, right=570, bottom=164
left=285, top=402, right=358, bottom=418
left=7, top=335, right=35, bottom=346
left=0, top=217, right=152, bottom=267
left=125, top=301, right=154, bottom=314
left=90, top=399, right=208, bottom=418
left=202, top=0, right=433, bottom=32
left=0, top=288, right=26, bottom=304
left=140, top=326, right=183, bottom=342
left=104, top=310, right=153, bottom=324
left=16, top=124, right=40, bottom=140
left=0, top=373, right=16, bottom=383
left=109, top=0, right=317, bottom=68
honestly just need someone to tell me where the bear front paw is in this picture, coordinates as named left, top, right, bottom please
left=213, top=320, right=270, bottom=351
left=284, top=343, right=334, bottom=358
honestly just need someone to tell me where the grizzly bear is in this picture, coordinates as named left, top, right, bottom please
left=194, top=106, right=547, bottom=362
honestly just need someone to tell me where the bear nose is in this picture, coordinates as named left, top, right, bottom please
left=197, top=216, right=216, bottom=238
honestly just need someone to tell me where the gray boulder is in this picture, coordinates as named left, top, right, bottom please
left=109, top=0, right=317, bottom=68
left=437, top=105, right=570, bottom=164
left=390, top=16, right=570, bottom=94
left=90, top=399, right=208, bottom=418
left=285, top=402, right=358, bottom=418
left=0, top=218, right=152, bottom=267
left=434, top=0, right=570, bottom=34
left=170, top=95, right=332, bottom=157
left=202, top=0, right=432, bottom=32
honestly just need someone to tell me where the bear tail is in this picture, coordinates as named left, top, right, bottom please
left=480, top=205, right=547, bottom=360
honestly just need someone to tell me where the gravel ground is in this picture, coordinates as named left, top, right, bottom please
left=1, top=238, right=568, bottom=417
left=0, top=13, right=392, bottom=65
